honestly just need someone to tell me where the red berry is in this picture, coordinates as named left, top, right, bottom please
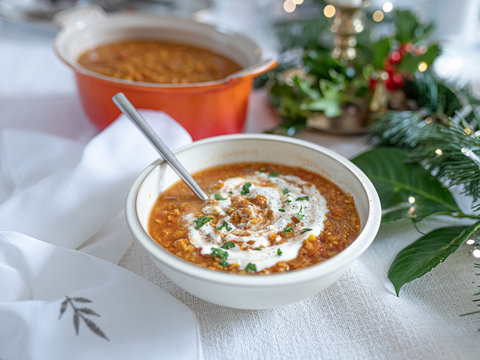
left=389, top=51, right=403, bottom=64
left=399, top=42, right=414, bottom=54
left=384, top=62, right=396, bottom=75
left=369, top=77, right=377, bottom=90
left=385, top=78, right=397, bottom=91
left=392, top=73, right=404, bottom=87
left=414, top=45, right=427, bottom=56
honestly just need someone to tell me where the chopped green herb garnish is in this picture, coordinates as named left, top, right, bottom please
left=214, top=193, right=227, bottom=200
left=268, top=172, right=280, bottom=178
left=245, top=263, right=257, bottom=272
left=302, top=228, right=313, bottom=234
left=285, top=200, right=292, bottom=204
left=277, top=249, right=283, bottom=256
left=297, top=205, right=304, bottom=220
left=211, top=247, right=229, bottom=264
left=221, top=241, right=235, bottom=249
left=194, top=215, right=214, bottom=230
left=278, top=209, right=286, bottom=213
left=282, top=188, right=289, bottom=195
left=296, top=196, right=309, bottom=201
left=259, top=169, right=266, bottom=173
left=254, top=248, right=262, bottom=251
left=241, top=182, right=252, bottom=195
left=284, top=226, right=295, bottom=233
left=217, top=221, right=232, bottom=232
left=228, top=191, right=233, bottom=194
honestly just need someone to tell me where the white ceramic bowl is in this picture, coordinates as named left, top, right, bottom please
left=125, top=134, right=381, bottom=309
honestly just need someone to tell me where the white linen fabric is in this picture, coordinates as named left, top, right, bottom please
left=0, top=111, right=201, bottom=360
left=0, top=232, right=200, bottom=360
left=0, top=110, right=191, bottom=262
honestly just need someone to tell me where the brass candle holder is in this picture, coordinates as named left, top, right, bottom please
left=330, top=1, right=366, bottom=62
left=307, top=0, right=370, bottom=135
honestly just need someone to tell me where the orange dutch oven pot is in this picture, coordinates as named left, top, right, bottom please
left=53, top=6, right=277, bottom=140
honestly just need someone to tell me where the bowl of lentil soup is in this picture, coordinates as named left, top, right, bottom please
left=53, top=6, right=276, bottom=139
left=126, top=134, right=381, bottom=309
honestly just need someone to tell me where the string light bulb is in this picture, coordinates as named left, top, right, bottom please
left=418, top=62, right=428, bottom=72
left=472, top=248, right=480, bottom=258
left=408, top=196, right=416, bottom=204
left=466, top=239, right=476, bottom=245
left=283, top=0, right=296, bottom=13
left=383, top=2, right=393, bottom=13
left=435, top=148, right=443, bottom=156
left=373, top=10, right=384, bottom=22
left=324, top=4, right=336, bottom=18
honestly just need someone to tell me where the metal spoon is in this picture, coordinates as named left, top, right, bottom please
left=112, top=92, right=208, bottom=201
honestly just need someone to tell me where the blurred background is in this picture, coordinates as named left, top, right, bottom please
left=1, top=0, right=479, bottom=83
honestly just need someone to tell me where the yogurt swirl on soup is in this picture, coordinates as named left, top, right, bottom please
left=184, top=171, right=328, bottom=271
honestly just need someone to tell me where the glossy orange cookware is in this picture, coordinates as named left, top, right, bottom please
left=54, top=6, right=277, bottom=140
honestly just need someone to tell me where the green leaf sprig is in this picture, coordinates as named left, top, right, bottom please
left=217, top=221, right=232, bottom=232
left=211, top=247, right=229, bottom=267
left=194, top=215, right=214, bottom=230
left=214, top=194, right=228, bottom=200
left=353, top=147, right=480, bottom=295
left=246, top=263, right=257, bottom=272
left=241, top=182, right=252, bottom=195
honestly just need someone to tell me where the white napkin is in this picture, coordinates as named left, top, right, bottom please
left=0, top=110, right=191, bottom=262
left=0, top=111, right=201, bottom=359
left=0, top=231, right=200, bottom=360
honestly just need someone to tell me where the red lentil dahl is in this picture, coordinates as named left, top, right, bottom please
left=77, top=40, right=242, bottom=84
left=148, top=162, right=361, bottom=274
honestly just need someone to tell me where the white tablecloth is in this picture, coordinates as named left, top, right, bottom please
left=1, top=17, right=479, bottom=360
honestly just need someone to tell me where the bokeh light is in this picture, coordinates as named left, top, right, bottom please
left=373, top=10, right=384, bottom=22
left=383, top=2, right=393, bottom=13
left=324, top=5, right=336, bottom=18
left=283, top=0, right=296, bottom=13
left=418, top=62, right=428, bottom=72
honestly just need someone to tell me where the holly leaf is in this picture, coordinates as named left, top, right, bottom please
left=388, top=222, right=480, bottom=295
left=352, top=147, right=461, bottom=223
left=396, top=44, right=440, bottom=74
left=372, top=37, right=392, bottom=69
left=302, top=98, right=342, bottom=118
left=394, top=9, right=421, bottom=43
left=292, top=75, right=319, bottom=99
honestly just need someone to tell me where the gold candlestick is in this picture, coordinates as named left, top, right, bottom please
left=330, top=1, right=366, bottom=62
left=306, top=1, right=371, bottom=134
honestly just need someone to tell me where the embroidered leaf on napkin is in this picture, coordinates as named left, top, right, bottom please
left=352, top=147, right=461, bottom=224
left=59, top=296, right=110, bottom=341
left=74, top=312, right=80, bottom=335
left=83, top=317, right=110, bottom=341
left=72, top=297, right=92, bottom=303
left=388, top=221, right=480, bottom=296
left=79, top=308, right=100, bottom=317
left=59, top=298, right=68, bottom=319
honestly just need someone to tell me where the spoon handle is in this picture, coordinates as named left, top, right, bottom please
left=113, top=93, right=208, bottom=201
